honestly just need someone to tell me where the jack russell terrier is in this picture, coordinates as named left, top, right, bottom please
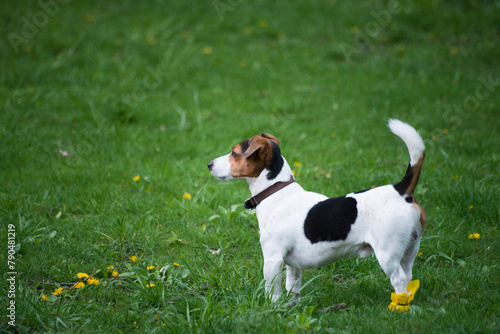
left=207, top=119, right=426, bottom=311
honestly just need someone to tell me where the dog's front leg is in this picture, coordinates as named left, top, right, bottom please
left=263, top=258, right=283, bottom=302
left=286, top=265, right=302, bottom=302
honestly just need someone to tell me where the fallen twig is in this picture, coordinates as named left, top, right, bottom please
left=319, top=302, right=347, bottom=312
left=164, top=284, right=211, bottom=304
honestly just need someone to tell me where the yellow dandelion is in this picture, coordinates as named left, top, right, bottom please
left=443, top=129, right=449, bottom=135
left=469, top=204, right=474, bottom=210
left=258, top=19, right=268, bottom=28
left=331, top=131, right=337, bottom=138
left=350, top=26, right=361, bottom=34
left=77, top=272, right=89, bottom=279
left=146, top=284, right=156, bottom=288
left=88, top=277, right=99, bottom=286
left=292, top=171, right=296, bottom=177
left=182, top=193, right=192, bottom=200
left=418, top=252, right=423, bottom=256
left=147, top=265, right=155, bottom=271
left=41, top=294, right=48, bottom=301
left=452, top=175, right=459, bottom=181
left=294, top=162, right=302, bottom=168
left=52, top=287, right=64, bottom=296
left=130, top=255, right=138, bottom=262
left=112, top=270, right=119, bottom=277
left=468, top=233, right=480, bottom=240
left=203, top=46, right=213, bottom=55
left=74, top=282, right=85, bottom=289
left=173, top=262, right=180, bottom=268
left=133, top=175, right=140, bottom=182
left=107, top=265, right=114, bottom=270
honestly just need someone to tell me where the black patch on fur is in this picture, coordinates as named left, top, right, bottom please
left=393, top=162, right=413, bottom=195
left=405, top=195, right=414, bottom=203
left=266, top=141, right=284, bottom=180
left=239, top=139, right=250, bottom=154
left=304, top=196, right=358, bottom=243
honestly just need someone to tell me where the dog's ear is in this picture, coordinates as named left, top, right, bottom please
left=261, top=133, right=280, bottom=147
left=243, top=135, right=273, bottom=162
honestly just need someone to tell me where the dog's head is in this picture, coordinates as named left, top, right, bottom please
left=208, top=133, right=284, bottom=181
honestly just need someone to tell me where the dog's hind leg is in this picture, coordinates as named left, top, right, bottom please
left=374, top=247, right=420, bottom=311
left=401, top=238, right=420, bottom=282
left=376, top=252, right=409, bottom=295
left=285, top=265, right=302, bottom=302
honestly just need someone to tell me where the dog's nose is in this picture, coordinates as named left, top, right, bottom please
left=207, top=161, right=214, bottom=170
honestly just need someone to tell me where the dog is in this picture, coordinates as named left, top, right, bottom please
left=207, top=119, right=426, bottom=310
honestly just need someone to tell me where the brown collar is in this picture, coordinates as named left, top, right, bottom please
left=244, top=176, right=295, bottom=210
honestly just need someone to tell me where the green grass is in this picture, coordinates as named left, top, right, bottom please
left=1, top=0, right=499, bottom=332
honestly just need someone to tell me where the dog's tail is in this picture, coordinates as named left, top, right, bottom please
left=388, top=119, right=425, bottom=196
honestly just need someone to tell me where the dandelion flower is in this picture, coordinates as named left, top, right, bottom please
left=112, top=270, right=119, bottom=277
left=146, top=284, right=155, bottom=288
left=147, top=266, right=155, bottom=271
left=74, top=282, right=85, bottom=289
left=292, top=171, right=296, bottom=177
left=351, top=26, right=361, bottom=34
left=173, top=262, right=180, bottom=268
left=130, top=255, right=138, bottom=262
left=203, top=46, right=213, bottom=55
left=442, top=129, right=449, bottom=135
left=77, top=272, right=89, bottom=279
left=182, top=193, right=191, bottom=200
left=42, top=294, right=48, bottom=301
left=258, top=19, right=268, bottom=28
left=294, top=162, right=302, bottom=168
left=133, top=175, right=140, bottom=182
left=52, top=287, right=64, bottom=296
left=88, top=277, right=99, bottom=286
left=107, top=265, right=114, bottom=270
left=468, top=233, right=480, bottom=240
left=418, top=252, right=423, bottom=256
left=469, top=204, right=474, bottom=210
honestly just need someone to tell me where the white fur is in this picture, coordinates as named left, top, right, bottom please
left=388, top=119, right=425, bottom=166
left=209, top=120, right=425, bottom=303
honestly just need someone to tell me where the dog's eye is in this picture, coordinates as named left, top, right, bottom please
left=231, top=151, right=237, bottom=158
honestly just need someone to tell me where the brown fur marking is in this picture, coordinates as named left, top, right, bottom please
left=229, top=135, right=273, bottom=178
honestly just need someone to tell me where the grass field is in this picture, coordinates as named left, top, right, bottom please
left=1, top=0, right=499, bottom=333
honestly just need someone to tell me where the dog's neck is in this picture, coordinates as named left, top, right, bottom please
left=247, top=157, right=294, bottom=196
